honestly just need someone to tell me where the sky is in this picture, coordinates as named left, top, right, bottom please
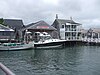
left=0, top=0, right=100, bottom=29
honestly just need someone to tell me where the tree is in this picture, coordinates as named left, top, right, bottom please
left=0, top=18, right=7, bottom=26
left=0, top=18, right=3, bottom=24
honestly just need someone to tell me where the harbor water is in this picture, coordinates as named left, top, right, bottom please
left=0, top=46, right=100, bottom=75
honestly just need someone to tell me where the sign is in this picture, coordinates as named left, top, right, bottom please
left=37, top=26, right=49, bottom=29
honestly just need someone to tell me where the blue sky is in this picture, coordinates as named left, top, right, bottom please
left=0, top=0, right=100, bottom=29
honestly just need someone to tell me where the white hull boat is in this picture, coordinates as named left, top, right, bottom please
left=0, top=42, right=34, bottom=51
left=34, top=32, right=66, bottom=49
left=34, top=39, right=66, bottom=49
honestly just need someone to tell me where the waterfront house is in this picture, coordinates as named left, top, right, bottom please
left=52, top=15, right=82, bottom=40
left=23, top=20, right=58, bottom=41
left=3, top=19, right=25, bottom=41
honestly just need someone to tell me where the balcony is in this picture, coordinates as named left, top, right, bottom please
left=65, top=28, right=81, bottom=32
left=65, top=36, right=82, bottom=41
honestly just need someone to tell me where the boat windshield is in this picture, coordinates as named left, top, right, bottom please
left=35, top=32, right=53, bottom=42
left=44, top=36, right=52, bottom=40
left=40, top=36, right=52, bottom=40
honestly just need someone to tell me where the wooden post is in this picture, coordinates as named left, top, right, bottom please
left=98, top=33, right=99, bottom=42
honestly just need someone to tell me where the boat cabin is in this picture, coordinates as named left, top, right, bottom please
left=34, top=32, right=52, bottom=42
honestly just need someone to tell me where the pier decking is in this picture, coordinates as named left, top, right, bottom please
left=82, top=38, right=100, bottom=46
left=63, top=38, right=100, bottom=46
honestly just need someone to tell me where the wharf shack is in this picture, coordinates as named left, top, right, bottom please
left=0, top=18, right=25, bottom=42
left=52, top=15, right=83, bottom=46
left=22, top=20, right=58, bottom=41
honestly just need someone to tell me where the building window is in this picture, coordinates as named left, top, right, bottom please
left=62, top=24, right=64, bottom=28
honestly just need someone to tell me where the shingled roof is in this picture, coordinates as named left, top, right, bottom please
left=56, top=19, right=81, bottom=25
left=25, top=21, right=57, bottom=30
left=3, top=19, right=24, bottom=30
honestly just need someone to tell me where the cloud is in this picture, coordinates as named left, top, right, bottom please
left=0, top=0, right=100, bottom=29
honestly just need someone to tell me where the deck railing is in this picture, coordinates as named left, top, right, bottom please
left=82, top=38, right=100, bottom=43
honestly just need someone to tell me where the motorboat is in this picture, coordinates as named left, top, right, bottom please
left=34, top=32, right=66, bottom=49
left=0, top=42, right=34, bottom=51
left=0, top=29, right=34, bottom=51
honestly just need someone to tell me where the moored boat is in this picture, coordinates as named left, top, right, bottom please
left=34, top=32, right=66, bottom=49
left=0, top=42, right=34, bottom=51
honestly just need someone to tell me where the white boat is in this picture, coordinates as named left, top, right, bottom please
left=0, top=42, right=34, bottom=51
left=34, top=32, right=66, bottom=49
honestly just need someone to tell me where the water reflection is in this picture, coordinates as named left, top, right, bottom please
left=0, top=50, right=35, bottom=75
left=0, top=46, right=100, bottom=75
left=32, top=46, right=84, bottom=75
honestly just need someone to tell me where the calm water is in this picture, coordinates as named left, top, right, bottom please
left=0, top=46, right=100, bottom=75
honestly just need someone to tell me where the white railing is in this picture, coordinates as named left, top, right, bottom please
left=66, top=37, right=82, bottom=41
left=82, top=38, right=100, bottom=43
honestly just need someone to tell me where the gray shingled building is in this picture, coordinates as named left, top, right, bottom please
left=52, top=15, right=82, bottom=40
left=0, top=18, right=25, bottom=40
left=1, top=19, right=25, bottom=42
left=24, top=20, right=58, bottom=40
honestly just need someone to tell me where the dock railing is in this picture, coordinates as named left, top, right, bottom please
left=0, top=62, right=15, bottom=75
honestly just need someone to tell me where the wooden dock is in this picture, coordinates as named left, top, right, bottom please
left=82, top=38, right=100, bottom=46
left=63, top=39, right=100, bottom=46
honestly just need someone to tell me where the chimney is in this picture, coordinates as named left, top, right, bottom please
left=56, top=14, right=58, bottom=19
left=70, top=16, right=73, bottom=20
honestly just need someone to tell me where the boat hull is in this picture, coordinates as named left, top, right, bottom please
left=34, top=40, right=66, bottom=49
left=0, top=42, right=34, bottom=51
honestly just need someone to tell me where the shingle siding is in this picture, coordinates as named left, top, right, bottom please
left=52, top=19, right=82, bottom=39
left=52, top=19, right=60, bottom=38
